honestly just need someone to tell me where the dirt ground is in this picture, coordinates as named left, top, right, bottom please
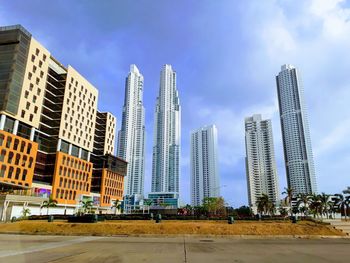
left=0, top=220, right=344, bottom=236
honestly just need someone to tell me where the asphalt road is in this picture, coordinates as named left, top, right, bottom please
left=0, top=234, right=349, bottom=263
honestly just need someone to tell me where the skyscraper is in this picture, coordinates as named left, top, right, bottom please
left=245, top=115, right=279, bottom=211
left=191, top=125, right=219, bottom=206
left=117, top=65, right=145, bottom=196
left=276, top=64, right=317, bottom=195
left=152, top=65, right=181, bottom=194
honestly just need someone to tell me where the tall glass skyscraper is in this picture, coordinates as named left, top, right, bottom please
left=117, top=65, right=145, bottom=196
left=276, top=64, right=317, bottom=195
left=191, top=125, right=219, bottom=206
left=151, top=65, right=181, bottom=194
left=245, top=115, right=279, bottom=212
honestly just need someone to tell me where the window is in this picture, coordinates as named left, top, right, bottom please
left=24, top=91, right=29, bottom=99
left=6, top=137, right=12, bottom=148
left=32, top=65, right=37, bottom=73
left=15, top=153, right=20, bottom=165
left=29, top=83, right=34, bottom=91
left=0, top=165, right=6, bottom=178
left=34, top=106, right=38, bottom=114
left=28, top=157, right=33, bottom=168
left=15, top=168, right=21, bottom=180
left=29, top=114, right=33, bottom=122
left=22, top=170, right=27, bottom=181
left=26, top=102, right=30, bottom=110
left=21, top=110, right=25, bottom=118
left=13, top=139, right=19, bottom=150
left=28, top=72, right=32, bottom=80
left=36, top=78, right=40, bottom=85
left=0, top=149, right=6, bottom=162
left=8, top=166, right=14, bottom=178
left=26, top=143, right=32, bottom=154
left=40, top=71, right=44, bottom=78
left=31, top=55, right=35, bottom=62
left=22, top=155, right=27, bottom=167
left=33, top=95, right=37, bottom=103
left=20, top=141, right=26, bottom=152
left=35, top=48, right=39, bottom=55
left=43, top=54, right=47, bottom=61
left=37, top=88, right=41, bottom=95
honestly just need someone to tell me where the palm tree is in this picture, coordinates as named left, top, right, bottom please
left=256, top=194, right=274, bottom=216
left=308, top=194, right=322, bottom=219
left=282, top=187, right=294, bottom=216
left=41, top=196, right=58, bottom=215
left=80, top=200, right=93, bottom=214
left=335, top=194, right=350, bottom=221
left=319, top=192, right=331, bottom=220
left=111, top=199, right=122, bottom=215
left=296, top=193, right=311, bottom=217
left=21, top=208, right=31, bottom=218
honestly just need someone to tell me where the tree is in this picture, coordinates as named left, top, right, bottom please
left=202, top=197, right=226, bottom=216
left=21, top=208, right=31, bottom=218
left=80, top=200, right=93, bottom=214
left=296, top=193, right=311, bottom=217
left=41, top=196, right=58, bottom=215
left=282, top=187, right=294, bottom=216
left=334, top=194, right=350, bottom=221
left=256, top=194, right=274, bottom=216
left=278, top=206, right=288, bottom=217
left=235, top=206, right=253, bottom=217
left=111, top=200, right=123, bottom=215
left=308, top=194, right=322, bottom=219
left=183, top=204, right=193, bottom=216
left=319, top=192, right=331, bottom=219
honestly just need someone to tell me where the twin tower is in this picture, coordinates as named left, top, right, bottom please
left=245, top=64, right=317, bottom=212
left=117, top=65, right=180, bottom=199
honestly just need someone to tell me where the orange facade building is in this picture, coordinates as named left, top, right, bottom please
left=51, top=151, right=93, bottom=205
left=0, top=130, right=38, bottom=188
left=0, top=25, right=126, bottom=215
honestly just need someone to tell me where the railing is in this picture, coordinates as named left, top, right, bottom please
left=0, top=189, right=50, bottom=198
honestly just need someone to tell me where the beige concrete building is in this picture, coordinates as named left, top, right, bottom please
left=17, top=38, right=51, bottom=129
left=59, top=66, right=98, bottom=152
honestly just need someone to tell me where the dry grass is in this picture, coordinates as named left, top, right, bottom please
left=0, top=220, right=344, bottom=237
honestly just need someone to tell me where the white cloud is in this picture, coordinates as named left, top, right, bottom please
left=242, top=0, right=350, bottom=195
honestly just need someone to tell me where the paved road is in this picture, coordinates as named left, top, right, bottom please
left=0, top=234, right=349, bottom=262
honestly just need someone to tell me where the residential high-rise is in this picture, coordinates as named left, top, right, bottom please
left=276, top=64, right=317, bottom=195
left=190, top=125, right=219, bottom=206
left=0, top=25, right=126, bottom=220
left=117, top=65, right=145, bottom=196
left=152, top=65, right=181, bottom=194
left=245, top=115, right=279, bottom=211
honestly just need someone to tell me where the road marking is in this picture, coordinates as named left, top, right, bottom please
left=0, top=236, right=104, bottom=258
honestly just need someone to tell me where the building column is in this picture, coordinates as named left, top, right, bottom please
left=1, top=201, right=9, bottom=222
left=87, top=152, right=91, bottom=162
left=13, top=120, right=19, bottom=135
left=56, top=139, right=62, bottom=152
left=0, top=115, right=6, bottom=130
left=30, top=128, right=35, bottom=141
left=78, top=148, right=82, bottom=159
left=68, top=144, right=72, bottom=155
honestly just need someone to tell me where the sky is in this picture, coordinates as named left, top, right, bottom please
left=1, top=0, right=350, bottom=207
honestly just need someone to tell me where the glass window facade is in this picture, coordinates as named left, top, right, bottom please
left=0, top=26, right=31, bottom=114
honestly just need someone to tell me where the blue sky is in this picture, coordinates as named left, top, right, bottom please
left=1, top=0, right=350, bottom=207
